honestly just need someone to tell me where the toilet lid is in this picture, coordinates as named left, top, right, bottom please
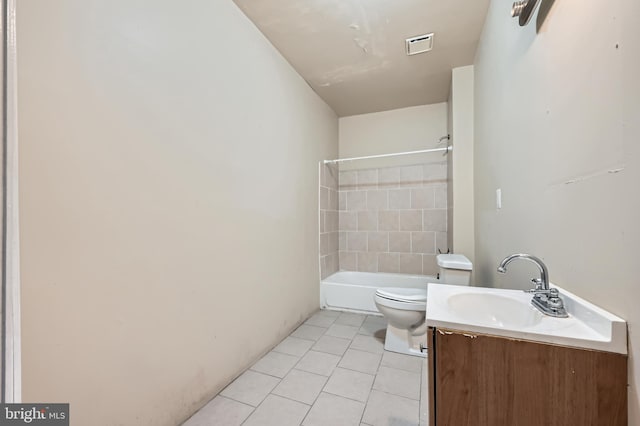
left=375, top=287, right=427, bottom=302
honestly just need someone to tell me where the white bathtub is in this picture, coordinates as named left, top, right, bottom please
left=320, top=271, right=439, bottom=314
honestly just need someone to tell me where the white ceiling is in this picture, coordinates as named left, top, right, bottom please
left=233, top=0, right=491, bottom=117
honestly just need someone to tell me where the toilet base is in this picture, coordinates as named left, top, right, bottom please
left=384, top=323, right=427, bottom=357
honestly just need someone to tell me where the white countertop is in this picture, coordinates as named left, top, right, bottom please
left=426, top=283, right=627, bottom=355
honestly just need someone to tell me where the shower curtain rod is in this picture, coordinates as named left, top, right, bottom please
left=323, top=145, right=452, bottom=165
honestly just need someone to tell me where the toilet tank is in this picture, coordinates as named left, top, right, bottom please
left=437, top=254, right=472, bottom=286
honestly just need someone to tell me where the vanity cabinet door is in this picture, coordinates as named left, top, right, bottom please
left=430, top=327, right=627, bottom=426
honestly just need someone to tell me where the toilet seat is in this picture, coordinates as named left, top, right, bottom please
left=375, top=288, right=427, bottom=302
left=374, top=288, right=427, bottom=311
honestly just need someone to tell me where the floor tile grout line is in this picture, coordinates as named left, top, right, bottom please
left=239, top=393, right=311, bottom=426
left=322, top=388, right=370, bottom=405
left=247, top=366, right=291, bottom=380
left=291, top=366, right=334, bottom=379
left=219, top=392, right=263, bottom=410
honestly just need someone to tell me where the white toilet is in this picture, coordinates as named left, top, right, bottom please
left=374, top=254, right=473, bottom=357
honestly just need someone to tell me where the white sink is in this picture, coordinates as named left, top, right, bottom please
left=426, top=283, right=627, bottom=354
left=446, top=292, right=543, bottom=329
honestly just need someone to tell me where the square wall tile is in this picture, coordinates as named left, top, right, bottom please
left=320, top=187, right=329, bottom=210
left=411, top=232, right=435, bottom=254
left=378, top=253, right=399, bottom=273
left=320, top=258, right=329, bottom=280
left=347, top=191, right=367, bottom=211
left=399, top=210, right=423, bottom=232
left=423, top=255, right=438, bottom=275
left=399, top=253, right=423, bottom=275
left=410, top=187, right=435, bottom=209
left=434, top=184, right=448, bottom=208
left=367, top=232, right=388, bottom=252
left=357, top=169, right=378, bottom=189
left=339, top=171, right=357, bottom=189
left=435, top=232, right=448, bottom=254
left=389, top=188, right=411, bottom=209
left=242, top=394, right=309, bottom=426
left=339, top=191, right=347, bottom=211
left=329, top=189, right=339, bottom=210
left=339, top=251, right=357, bottom=271
left=400, top=165, right=423, bottom=186
left=320, top=233, right=329, bottom=256
left=329, top=232, right=339, bottom=253
left=347, top=232, right=368, bottom=251
left=378, top=210, right=399, bottom=231
left=339, top=232, right=347, bottom=251
left=378, top=167, right=400, bottom=188
left=325, top=252, right=338, bottom=276
left=357, top=252, right=378, bottom=272
left=339, top=211, right=357, bottom=231
left=327, top=213, right=339, bottom=237
left=423, top=209, right=447, bottom=232
left=358, top=211, right=378, bottom=231
left=320, top=211, right=325, bottom=234
left=424, top=163, right=447, bottom=182
left=366, top=190, right=388, bottom=210
left=389, top=232, right=411, bottom=253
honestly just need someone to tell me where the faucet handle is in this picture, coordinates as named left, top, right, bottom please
left=531, top=278, right=543, bottom=290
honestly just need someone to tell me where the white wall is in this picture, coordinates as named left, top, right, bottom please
left=474, top=0, right=640, bottom=421
left=339, top=104, right=448, bottom=170
left=449, top=66, right=475, bottom=265
left=17, top=1, right=337, bottom=425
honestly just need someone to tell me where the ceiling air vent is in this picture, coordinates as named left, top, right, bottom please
left=406, top=33, right=434, bottom=56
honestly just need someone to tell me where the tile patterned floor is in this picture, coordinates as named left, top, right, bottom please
left=182, top=310, right=428, bottom=426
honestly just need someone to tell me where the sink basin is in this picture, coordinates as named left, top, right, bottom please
left=447, top=292, right=542, bottom=328
left=426, top=283, right=628, bottom=354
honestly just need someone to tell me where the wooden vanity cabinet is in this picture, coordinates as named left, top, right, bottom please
left=427, top=327, right=627, bottom=426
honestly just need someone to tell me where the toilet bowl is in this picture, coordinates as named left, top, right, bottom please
left=374, top=254, right=473, bottom=357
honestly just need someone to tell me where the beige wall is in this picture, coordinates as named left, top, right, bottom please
left=449, top=66, right=475, bottom=265
left=17, top=1, right=337, bottom=425
left=474, top=0, right=640, bottom=421
left=338, top=104, right=448, bottom=170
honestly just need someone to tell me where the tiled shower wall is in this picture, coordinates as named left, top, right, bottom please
left=319, top=163, right=339, bottom=279
left=338, top=162, right=448, bottom=275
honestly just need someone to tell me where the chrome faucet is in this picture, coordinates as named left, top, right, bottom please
left=497, top=253, right=568, bottom=318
